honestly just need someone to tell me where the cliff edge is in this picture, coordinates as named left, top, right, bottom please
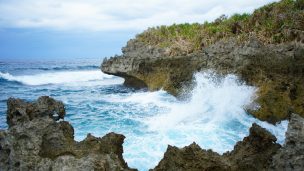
left=102, top=0, right=304, bottom=123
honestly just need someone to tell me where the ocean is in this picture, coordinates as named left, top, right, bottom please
left=0, top=58, right=288, bottom=171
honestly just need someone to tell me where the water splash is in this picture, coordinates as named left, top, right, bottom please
left=117, top=72, right=288, bottom=170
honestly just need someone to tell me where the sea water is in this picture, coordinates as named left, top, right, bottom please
left=0, top=59, right=288, bottom=171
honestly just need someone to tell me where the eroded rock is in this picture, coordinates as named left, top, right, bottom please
left=271, top=114, right=304, bottom=171
left=152, top=123, right=282, bottom=171
left=0, top=96, right=136, bottom=171
left=102, top=37, right=304, bottom=123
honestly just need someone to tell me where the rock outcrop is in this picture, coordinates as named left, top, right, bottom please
left=0, top=96, right=136, bottom=171
left=152, top=114, right=304, bottom=171
left=102, top=37, right=304, bottom=123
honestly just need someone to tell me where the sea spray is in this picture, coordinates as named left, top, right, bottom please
left=115, top=72, right=287, bottom=170
left=144, top=72, right=256, bottom=131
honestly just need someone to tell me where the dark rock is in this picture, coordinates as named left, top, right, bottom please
left=7, top=96, right=65, bottom=127
left=271, top=114, right=304, bottom=171
left=224, top=123, right=281, bottom=170
left=0, top=96, right=136, bottom=171
left=152, top=123, right=282, bottom=171
left=152, top=143, right=230, bottom=171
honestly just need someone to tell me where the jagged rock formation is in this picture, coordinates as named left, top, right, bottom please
left=0, top=96, right=136, bottom=171
left=151, top=114, right=304, bottom=171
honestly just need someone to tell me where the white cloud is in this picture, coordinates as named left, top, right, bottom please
left=0, top=0, right=278, bottom=31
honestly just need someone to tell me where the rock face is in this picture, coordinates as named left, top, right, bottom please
left=102, top=38, right=304, bottom=123
left=271, top=114, right=304, bottom=171
left=0, top=96, right=136, bottom=171
left=152, top=114, right=304, bottom=171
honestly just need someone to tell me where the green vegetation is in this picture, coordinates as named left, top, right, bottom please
left=135, top=0, right=304, bottom=56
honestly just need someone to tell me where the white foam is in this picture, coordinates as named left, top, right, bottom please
left=144, top=72, right=256, bottom=132
left=0, top=70, right=121, bottom=86
left=119, top=72, right=288, bottom=170
left=116, top=90, right=175, bottom=107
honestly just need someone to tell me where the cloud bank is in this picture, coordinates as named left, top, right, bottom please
left=0, top=0, right=278, bottom=31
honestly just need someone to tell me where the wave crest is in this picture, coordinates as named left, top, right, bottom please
left=0, top=70, right=115, bottom=86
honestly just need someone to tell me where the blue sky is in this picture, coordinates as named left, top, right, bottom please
left=0, top=28, right=136, bottom=60
left=0, top=0, right=278, bottom=60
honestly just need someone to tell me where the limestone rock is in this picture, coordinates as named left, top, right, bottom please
left=0, top=96, right=136, bottom=171
left=101, top=38, right=304, bottom=123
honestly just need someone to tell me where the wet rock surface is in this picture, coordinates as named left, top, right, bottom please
left=0, top=96, right=136, bottom=171
left=102, top=38, right=304, bottom=123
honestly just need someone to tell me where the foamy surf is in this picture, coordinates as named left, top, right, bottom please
left=0, top=70, right=121, bottom=86
left=117, top=72, right=288, bottom=170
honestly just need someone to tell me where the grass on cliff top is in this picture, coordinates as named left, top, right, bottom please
left=135, top=0, right=304, bottom=56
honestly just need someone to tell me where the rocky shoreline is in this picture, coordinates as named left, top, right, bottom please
left=101, top=0, right=304, bottom=123
left=0, top=96, right=303, bottom=170
left=102, top=37, right=304, bottom=124
left=1, top=1, right=304, bottom=170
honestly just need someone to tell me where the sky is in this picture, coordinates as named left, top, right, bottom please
left=0, top=0, right=278, bottom=60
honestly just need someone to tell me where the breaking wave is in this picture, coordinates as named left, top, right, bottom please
left=0, top=70, right=117, bottom=86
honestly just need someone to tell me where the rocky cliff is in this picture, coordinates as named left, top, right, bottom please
left=102, top=0, right=304, bottom=123
left=0, top=96, right=136, bottom=171
left=102, top=38, right=304, bottom=123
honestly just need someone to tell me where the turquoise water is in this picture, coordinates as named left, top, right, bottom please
left=0, top=59, right=288, bottom=170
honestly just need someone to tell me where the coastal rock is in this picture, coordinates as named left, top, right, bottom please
left=225, top=123, right=280, bottom=170
left=271, top=113, right=304, bottom=171
left=101, top=0, right=304, bottom=123
left=102, top=37, right=304, bottom=123
left=152, top=123, right=281, bottom=171
left=0, top=96, right=136, bottom=171
left=6, top=96, right=65, bottom=127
